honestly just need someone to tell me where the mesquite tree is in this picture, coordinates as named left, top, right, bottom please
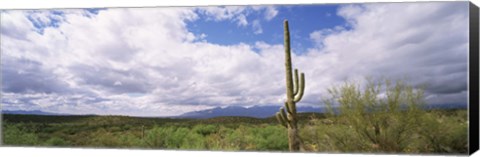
left=275, top=19, right=306, bottom=152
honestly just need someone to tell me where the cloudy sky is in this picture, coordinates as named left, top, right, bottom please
left=0, top=1, right=469, bottom=117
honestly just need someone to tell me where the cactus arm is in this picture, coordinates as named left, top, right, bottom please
left=294, top=73, right=305, bottom=103
left=288, top=101, right=296, bottom=116
left=284, top=101, right=292, bottom=115
left=276, top=112, right=287, bottom=127
left=293, top=69, right=299, bottom=95
left=280, top=107, right=288, bottom=123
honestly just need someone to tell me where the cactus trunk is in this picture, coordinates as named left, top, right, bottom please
left=276, top=19, right=306, bottom=152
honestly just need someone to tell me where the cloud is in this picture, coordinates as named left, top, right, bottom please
left=198, top=6, right=245, bottom=21
left=196, top=6, right=278, bottom=30
left=1, top=2, right=469, bottom=116
left=0, top=11, right=35, bottom=40
left=309, top=26, right=346, bottom=48
left=305, top=2, right=468, bottom=106
left=197, top=6, right=248, bottom=27
left=1, top=8, right=209, bottom=116
left=264, top=6, right=278, bottom=21
left=1, top=7, right=286, bottom=116
left=236, top=14, right=248, bottom=26
left=1, top=57, right=70, bottom=94
left=252, top=19, right=263, bottom=34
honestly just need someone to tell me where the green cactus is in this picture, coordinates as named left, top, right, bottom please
left=275, top=19, right=306, bottom=152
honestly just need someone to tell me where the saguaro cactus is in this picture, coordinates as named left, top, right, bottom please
left=275, top=19, right=306, bottom=152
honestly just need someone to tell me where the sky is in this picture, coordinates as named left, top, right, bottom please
left=0, top=1, right=470, bottom=117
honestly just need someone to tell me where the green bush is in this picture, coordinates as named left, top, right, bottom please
left=117, top=133, right=145, bottom=148
left=165, top=127, right=189, bottom=148
left=417, top=111, right=468, bottom=153
left=192, top=124, right=218, bottom=136
left=224, top=124, right=288, bottom=151
left=179, top=131, right=206, bottom=150
left=319, top=78, right=468, bottom=154
left=3, top=123, right=40, bottom=145
left=300, top=121, right=356, bottom=152
left=44, top=137, right=70, bottom=146
left=323, top=78, right=425, bottom=153
left=144, top=126, right=206, bottom=149
left=204, top=126, right=235, bottom=150
left=86, top=128, right=122, bottom=147
left=225, top=125, right=251, bottom=150
left=253, top=125, right=288, bottom=150
left=144, top=126, right=174, bottom=148
left=1, top=106, right=467, bottom=153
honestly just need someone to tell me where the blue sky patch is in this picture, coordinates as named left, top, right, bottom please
left=187, top=4, right=349, bottom=54
left=27, top=11, right=64, bottom=34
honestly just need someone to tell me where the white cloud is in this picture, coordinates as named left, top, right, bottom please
left=197, top=6, right=248, bottom=27
left=236, top=14, right=248, bottom=26
left=252, top=19, right=263, bottom=34
left=198, top=6, right=245, bottom=21
left=264, top=6, right=278, bottom=21
left=304, top=2, right=468, bottom=106
left=0, top=11, right=35, bottom=40
left=196, top=6, right=278, bottom=31
left=309, top=26, right=345, bottom=48
left=251, top=6, right=278, bottom=21
left=1, top=7, right=286, bottom=116
left=1, top=8, right=209, bottom=116
left=336, top=4, right=365, bottom=25
left=1, top=2, right=469, bottom=116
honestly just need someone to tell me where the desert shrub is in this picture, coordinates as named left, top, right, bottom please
left=323, top=78, right=425, bottom=153
left=86, top=128, right=123, bottom=147
left=144, top=126, right=206, bottom=149
left=417, top=111, right=468, bottom=153
left=225, top=124, right=251, bottom=150
left=222, top=124, right=288, bottom=151
left=144, top=126, right=175, bottom=148
left=117, top=133, right=145, bottom=148
left=300, top=119, right=347, bottom=152
left=3, top=123, right=40, bottom=145
left=43, top=137, right=70, bottom=146
left=165, top=127, right=189, bottom=148
left=40, top=125, right=59, bottom=134
left=205, top=126, right=236, bottom=150
left=61, top=127, right=78, bottom=135
left=120, top=124, right=133, bottom=131
left=252, top=125, right=288, bottom=151
left=192, top=124, right=218, bottom=136
left=108, top=126, right=122, bottom=132
left=179, top=131, right=206, bottom=150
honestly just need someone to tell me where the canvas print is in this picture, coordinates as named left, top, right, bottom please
left=0, top=1, right=473, bottom=155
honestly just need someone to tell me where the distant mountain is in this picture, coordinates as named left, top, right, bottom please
left=177, top=105, right=325, bottom=119
left=2, top=103, right=465, bottom=118
left=1, top=110, right=69, bottom=116
left=177, top=103, right=468, bottom=119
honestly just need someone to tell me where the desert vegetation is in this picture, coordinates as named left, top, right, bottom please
left=2, top=104, right=468, bottom=154
left=301, top=78, right=469, bottom=154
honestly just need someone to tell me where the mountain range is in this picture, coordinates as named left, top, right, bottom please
left=1, top=105, right=325, bottom=118
left=1, top=103, right=467, bottom=118
left=1, top=110, right=68, bottom=116
left=177, top=105, right=325, bottom=119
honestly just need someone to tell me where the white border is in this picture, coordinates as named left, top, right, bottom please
left=0, top=0, right=477, bottom=157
